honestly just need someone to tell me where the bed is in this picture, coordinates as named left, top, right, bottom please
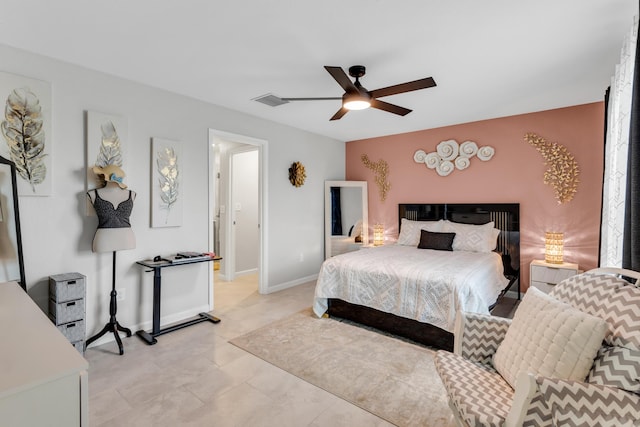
left=314, top=203, right=520, bottom=350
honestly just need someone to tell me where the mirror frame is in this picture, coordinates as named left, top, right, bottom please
left=324, top=180, right=368, bottom=259
left=0, top=156, right=26, bottom=290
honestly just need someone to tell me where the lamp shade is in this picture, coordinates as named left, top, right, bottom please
left=343, top=92, right=371, bottom=110
left=545, top=232, right=564, bottom=264
left=373, top=224, right=384, bottom=246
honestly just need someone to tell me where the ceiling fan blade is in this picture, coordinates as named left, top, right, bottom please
left=281, top=97, right=342, bottom=101
left=369, top=77, right=436, bottom=99
left=324, top=66, right=358, bottom=93
left=330, top=107, right=349, bottom=121
left=370, top=99, right=412, bottom=116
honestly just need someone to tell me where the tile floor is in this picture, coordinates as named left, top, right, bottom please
left=86, top=274, right=397, bottom=426
left=86, top=274, right=519, bottom=426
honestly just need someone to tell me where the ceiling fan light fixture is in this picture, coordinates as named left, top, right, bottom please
left=343, top=92, right=371, bottom=110
left=271, top=65, right=435, bottom=120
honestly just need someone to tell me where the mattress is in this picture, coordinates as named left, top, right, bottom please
left=313, top=244, right=508, bottom=333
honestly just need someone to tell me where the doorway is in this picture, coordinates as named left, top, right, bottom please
left=230, top=148, right=259, bottom=279
left=208, top=129, right=267, bottom=311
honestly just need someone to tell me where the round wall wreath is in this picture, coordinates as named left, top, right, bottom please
left=288, top=161, right=306, bottom=187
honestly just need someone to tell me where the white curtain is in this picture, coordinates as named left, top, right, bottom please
left=600, top=17, right=638, bottom=267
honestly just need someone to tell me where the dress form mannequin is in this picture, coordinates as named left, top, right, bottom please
left=85, top=165, right=135, bottom=355
left=87, top=182, right=136, bottom=252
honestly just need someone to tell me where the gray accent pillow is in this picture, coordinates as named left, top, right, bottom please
left=417, top=230, right=455, bottom=251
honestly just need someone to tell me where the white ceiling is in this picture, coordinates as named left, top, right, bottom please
left=0, top=1, right=636, bottom=142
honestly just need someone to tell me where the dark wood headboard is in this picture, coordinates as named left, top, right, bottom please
left=399, top=203, right=520, bottom=296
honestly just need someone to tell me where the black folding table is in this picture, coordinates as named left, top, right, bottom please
left=135, top=257, right=220, bottom=345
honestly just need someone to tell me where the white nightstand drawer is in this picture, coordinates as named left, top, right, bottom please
left=529, top=260, right=580, bottom=294
left=530, top=264, right=576, bottom=285
left=531, top=280, right=557, bottom=294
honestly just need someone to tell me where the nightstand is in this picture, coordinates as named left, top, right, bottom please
left=360, top=243, right=387, bottom=249
left=530, top=260, right=580, bottom=294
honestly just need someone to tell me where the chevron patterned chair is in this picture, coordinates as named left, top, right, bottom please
left=434, top=267, right=640, bottom=427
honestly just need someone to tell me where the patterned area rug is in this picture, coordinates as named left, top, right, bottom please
left=230, top=308, right=455, bottom=427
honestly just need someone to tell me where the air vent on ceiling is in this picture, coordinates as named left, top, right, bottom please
left=252, top=93, right=289, bottom=107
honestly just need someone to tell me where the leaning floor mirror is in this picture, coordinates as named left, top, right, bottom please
left=0, top=156, right=26, bottom=290
left=324, top=180, right=368, bottom=259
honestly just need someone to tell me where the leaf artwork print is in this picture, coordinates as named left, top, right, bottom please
left=1, top=87, right=47, bottom=192
left=94, top=120, right=123, bottom=186
left=157, top=146, right=179, bottom=224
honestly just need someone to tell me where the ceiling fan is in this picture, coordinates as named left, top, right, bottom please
left=267, top=65, right=437, bottom=121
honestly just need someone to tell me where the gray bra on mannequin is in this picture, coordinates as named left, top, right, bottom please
left=92, top=189, right=134, bottom=229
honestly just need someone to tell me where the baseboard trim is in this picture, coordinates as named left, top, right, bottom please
left=265, top=274, right=318, bottom=294
left=236, top=268, right=258, bottom=277
left=85, top=304, right=211, bottom=349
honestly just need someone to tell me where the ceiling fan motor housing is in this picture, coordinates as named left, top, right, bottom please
left=348, top=65, right=366, bottom=79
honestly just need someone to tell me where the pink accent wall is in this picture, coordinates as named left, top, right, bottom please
left=346, top=102, right=605, bottom=290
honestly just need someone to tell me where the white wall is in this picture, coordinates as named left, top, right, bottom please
left=0, top=44, right=344, bottom=344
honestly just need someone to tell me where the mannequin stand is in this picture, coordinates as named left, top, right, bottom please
left=85, top=251, right=132, bottom=355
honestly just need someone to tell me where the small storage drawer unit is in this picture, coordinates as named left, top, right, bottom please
left=49, top=272, right=86, bottom=354
left=50, top=273, right=85, bottom=302
left=56, top=319, right=86, bottom=343
left=49, top=298, right=85, bottom=324
left=530, top=260, right=580, bottom=294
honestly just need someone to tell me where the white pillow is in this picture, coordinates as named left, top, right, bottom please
left=441, top=220, right=496, bottom=253
left=493, top=287, right=607, bottom=389
left=351, top=220, right=363, bottom=238
left=397, top=218, right=443, bottom=246
left=490, top=228, right=500, bottom=251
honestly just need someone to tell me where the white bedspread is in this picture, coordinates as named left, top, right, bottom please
left=313, top=245, right=509, bottom=333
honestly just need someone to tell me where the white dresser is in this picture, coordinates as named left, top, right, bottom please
left=0, top=281, right=88, bottom=426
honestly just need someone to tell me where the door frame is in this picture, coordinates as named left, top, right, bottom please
left=208, top=129, right=268, bottom=310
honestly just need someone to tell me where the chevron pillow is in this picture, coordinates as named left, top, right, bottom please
left=537, top=377, right=640, bottom=427
left=549, top=272, right=640, bottom=351
left=588, top=346, right=640, bottom=395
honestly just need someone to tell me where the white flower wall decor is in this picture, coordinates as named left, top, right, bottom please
left=413, top=139, right=495, bottom=176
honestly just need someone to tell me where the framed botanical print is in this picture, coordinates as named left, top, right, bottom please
left=85, top=111, right=128, bottom=214
left=0, top=72, right=52, bottom=196
left=151, top=138, right=182, bottom=227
